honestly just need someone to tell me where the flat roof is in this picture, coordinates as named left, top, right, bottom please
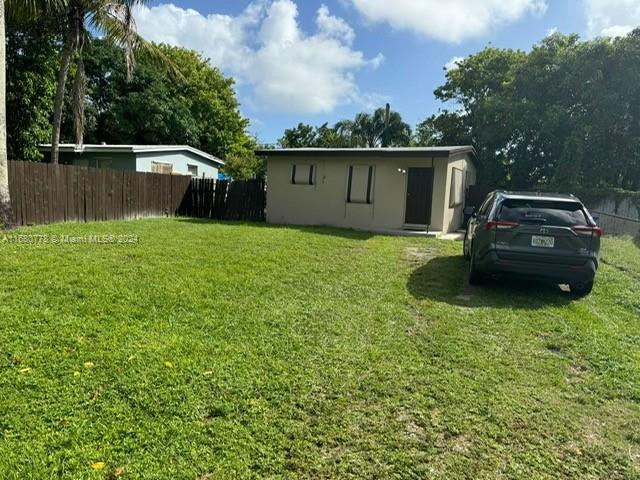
left=255, top=146, right=475, bottom=158
left=38, top=144, right=224, bottom=166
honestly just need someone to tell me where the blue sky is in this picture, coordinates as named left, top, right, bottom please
left=136, top=0, right=639, bottom=144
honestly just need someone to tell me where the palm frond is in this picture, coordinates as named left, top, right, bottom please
left=89, top=2, right=185, bottom=82
left=5, top=0, right=69, bottom=22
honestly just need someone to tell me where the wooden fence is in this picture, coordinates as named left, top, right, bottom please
left=179, top=177, right=266, bottom=222
left=7, top=160, right=266, bottom=226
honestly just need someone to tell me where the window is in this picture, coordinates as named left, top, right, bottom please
left=151, top=161, right=173, bottom=175
left=187, top=164, right=198, bottom=177
left=291, top=164, right=315, bottom=185
left=497, top=200, right=589, bottom=226
left=449, top=167, right=464, bottom=207
left=347, top=165, right=374, bottom=204
left=478, top=194, right=494, bottom=217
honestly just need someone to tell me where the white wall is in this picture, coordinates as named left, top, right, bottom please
left=442, top=153, right=477, bottom=233
left=136, top=151, right=219, bottom=178
left=266, top=154, right=473, bottom=233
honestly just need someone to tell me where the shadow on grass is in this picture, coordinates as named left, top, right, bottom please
left=407, top=256, right=574, bottom=309
left=174, top=217, right=374, bottom=240
left=634, top=235, right=640, bottom=249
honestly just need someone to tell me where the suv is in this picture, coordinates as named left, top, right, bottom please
left=463, top=191, right=602, bottom=295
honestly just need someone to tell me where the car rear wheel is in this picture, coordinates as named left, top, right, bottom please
left=463, top=232, right=471, bottom=260
left=570, top=280, right=593, bottom=296
left=468, top=252, right=484, bottom=285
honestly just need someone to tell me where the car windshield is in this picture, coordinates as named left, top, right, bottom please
left=497, top=199, right=589, bottom=226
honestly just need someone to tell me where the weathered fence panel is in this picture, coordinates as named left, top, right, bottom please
left=179, top=177, right=266, bottom=222
left=8, top=161, right=192, bottom=226
left=8, top=160, right=266, bottom=226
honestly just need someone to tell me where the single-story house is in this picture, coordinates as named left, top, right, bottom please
left=38, top=144, right=224, bottom=178
left=256, top=147, right=476, bottom=235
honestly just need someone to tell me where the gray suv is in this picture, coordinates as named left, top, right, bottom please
left=463, top=191, right=602, bottom=295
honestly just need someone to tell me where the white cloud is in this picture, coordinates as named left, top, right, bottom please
left=348, top=0, right=548, bottom=43
left=585, top=0, right=640, bottom=37
left=133, top=1, right=383, bottom=114
left=444, top=56, right=464, bottom=71
left=546, top=26, right=559, bottom=36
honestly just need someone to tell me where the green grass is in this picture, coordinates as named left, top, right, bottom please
left=1, top=219, right=639, bottom=479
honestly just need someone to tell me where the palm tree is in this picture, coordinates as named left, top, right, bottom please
left=335, top=104, right=412, bottom=148
left=50, top=0, right=178, bottom=163
left=0, top=0, right=10, bottom=228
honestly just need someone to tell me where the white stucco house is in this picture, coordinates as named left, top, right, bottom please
left=256, top=147, right=477, bottom=235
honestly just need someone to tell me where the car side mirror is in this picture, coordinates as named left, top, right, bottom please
left=463, top=206, right=476, bottom=217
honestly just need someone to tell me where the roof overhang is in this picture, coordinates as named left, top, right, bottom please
left=255, top=146, right=476, bottom=159
left=38, top=144, right=225, bottom=166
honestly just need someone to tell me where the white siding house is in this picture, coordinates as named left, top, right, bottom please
left=39, top=144, right=224, bottom=178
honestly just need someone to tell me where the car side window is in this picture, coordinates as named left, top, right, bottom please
left=478, top=195, right=494, bottom=217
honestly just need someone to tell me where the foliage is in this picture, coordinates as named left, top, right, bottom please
left=336, top=106, right=412, bottom=147
left=58, top=39, right=257, bottom=177
left=5, top=18, right=60, bottom=161
left=413, top=111, right=471, bottom=147
left=279, top=122, right=348, bottom=148
left=0, top=219, right=639, bottom=477
left=278, top=106, right=412, bottom=149
left=424, top=31, right=640, bottom=190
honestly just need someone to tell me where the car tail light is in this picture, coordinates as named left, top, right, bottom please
left=572, top=225, right=604, bottom=237
left=485, top=220, right=518, bottom=230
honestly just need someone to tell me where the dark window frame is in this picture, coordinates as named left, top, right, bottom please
left=346, top=165, right=374, bottom=204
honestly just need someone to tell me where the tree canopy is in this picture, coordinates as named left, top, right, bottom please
left=6, top=18, right=60, bottom=161
left=278, top=106, right=412, bottom=149
left=422, top=31, right=640, bottom=190
left=6, top=28, right=259, bottom=177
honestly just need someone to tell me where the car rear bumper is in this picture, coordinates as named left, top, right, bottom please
left=476, top=250, right=597, bottom=283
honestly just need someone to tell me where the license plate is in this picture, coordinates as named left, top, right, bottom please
left=531, top=235, right=554, bottom=248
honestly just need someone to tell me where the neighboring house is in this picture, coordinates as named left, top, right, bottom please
left=38, top=144, right=224, bottom=178
left=256, top=147, right=476, bottom=235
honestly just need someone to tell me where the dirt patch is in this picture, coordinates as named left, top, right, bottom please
left=405, top=247, right=438, bottom=265
left=397, top=409, right=427, bottom=440
left=437, top=432, right=473, bottom=454
left=567, top=364, right=588, bottom=384
left=406, top=304, right=430, bottom=335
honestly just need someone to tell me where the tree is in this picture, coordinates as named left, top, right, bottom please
left=278, top=122, right=347, bottom=148
left=336, top=105, right=412, bottom=147
left=423, top=31, right=640, bottom=190
left=49, top=0, right=176, bottom=164
left=279, top=105, right=412, bottom=149
left=413, top=111, right=470, bottom=147
left=6, top=17, right=60, bottom=161
left=0, top=0, right=9, bottom=228
left=70, top=40, right=258, bottom=177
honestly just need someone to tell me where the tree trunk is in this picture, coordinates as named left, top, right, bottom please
left=50, top=24, right=76, bottom=165
left=0, top=0, right=13, bottom=229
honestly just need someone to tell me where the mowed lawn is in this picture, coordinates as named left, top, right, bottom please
left=1, top=219, right=639, bottom=480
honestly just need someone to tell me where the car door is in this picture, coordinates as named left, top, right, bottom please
left=468, top=193, right=494, bottom=257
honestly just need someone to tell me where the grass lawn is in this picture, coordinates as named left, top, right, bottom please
left=1, top=219, right=639, bottom=479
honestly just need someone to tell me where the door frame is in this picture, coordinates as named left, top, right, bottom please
left=403, top=167, right=434, bottom=228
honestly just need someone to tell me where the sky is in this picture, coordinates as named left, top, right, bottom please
left=134, top=0, right=640, bottom=144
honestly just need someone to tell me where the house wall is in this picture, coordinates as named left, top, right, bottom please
left=442, top=153, right=477, bottom=233
left=136, top=151, right=219, bottom=178
left=55, top=151, right=137, bottom=170
left=266, top=154, right=469, bottom=233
